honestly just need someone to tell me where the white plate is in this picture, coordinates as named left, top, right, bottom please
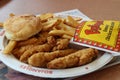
left=0, top=14, right=114, bottom=78
left=0, top=30, right=113, bottom=78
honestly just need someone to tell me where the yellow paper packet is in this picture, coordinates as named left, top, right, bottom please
left=71, top=20, right=120, bottom=56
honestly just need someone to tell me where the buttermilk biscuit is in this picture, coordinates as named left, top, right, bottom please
left=4, top=14, right=42, bottom=41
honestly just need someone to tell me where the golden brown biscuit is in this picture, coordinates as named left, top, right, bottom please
left=4, top=14, right=42, bottom=41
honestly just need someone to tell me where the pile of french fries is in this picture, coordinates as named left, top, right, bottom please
left=40, top=13, right=82, bottom=39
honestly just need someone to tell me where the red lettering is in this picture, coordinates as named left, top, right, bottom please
left=20, top=65, right=53, bottom=74
left=85, top=21, right=103, bottom=35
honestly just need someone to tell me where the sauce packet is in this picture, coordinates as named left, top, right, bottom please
left=70, top=21, right=120, bottom=56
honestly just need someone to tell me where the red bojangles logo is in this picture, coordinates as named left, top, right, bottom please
left=85, top=21, right=103, bottom=35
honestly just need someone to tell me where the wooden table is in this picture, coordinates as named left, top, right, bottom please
left=0, top=0, right=120, bottom=80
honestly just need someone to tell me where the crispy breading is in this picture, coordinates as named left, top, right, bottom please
left=28, top=49, right=77, bottom=67
left=47, top=36, right=56, bottom=46
left=17, top=38, right=38, bottom=47
left=12, top=45, right=35, bottom=58
left=47, top=37, right=69, bottom=51
left=36, top=31, right=48, bottom=44
left=47, top=48, right=98, bottom=69
left=17, top=31, right=48, bottom=47
left=20, top=43, right=53, bottom=62
left=56, top=39, right=69, bottom=49
left=52, top=39, right=69, bottom=51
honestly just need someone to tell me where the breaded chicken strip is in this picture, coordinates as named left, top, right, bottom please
left=47, top=36, right=56, bottom=46
left=17, top=32, right=48, bottom=47
left=17, top=38, right=38, bottom=47
left=36, top=31, right=49, bottom=44
left=12, top=45, right=35, bottom=59
left=20, top=43, right=53, bottom=62
left=47, top=36, right=69, bottom=51
left=52, top=39, right=69, bottom=51
left=28, top=49, right=77, bottom=67
left=47, top=48, right=98, bottom=69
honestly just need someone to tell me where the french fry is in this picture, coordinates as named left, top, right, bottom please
left=39, top=13, right=53, bottom=22
left=62, top=34, right=72, bottom=39
left=56, top=22, right=76, bottom=31
left=42, top=18, right=61, bottom=31
left=64, top=16, right=79, bottom=28
left=3, top=40, right=17, bottom=54
left=0, top=22, right=3, bottom=28
left=54, top=16, right=65, bottom=22
left=49, top=30, right=74, bottom=36
left=73, top=17, right=82, bottom=21
left=9, top=13, right=15, bottom=17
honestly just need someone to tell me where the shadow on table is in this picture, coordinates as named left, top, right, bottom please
left=0, top=0, right=11, bottom=8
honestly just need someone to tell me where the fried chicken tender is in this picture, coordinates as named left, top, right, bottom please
left=12, top=45, right=35, bottom=58
left=17, top=32, right=48, bottom=47
left=20, top=43, right=53, bottom=62
left=47, top=48, right=98, bottom=69
left=17, top=38, right=38, bottom=47
left=47, top=36, right=69, bottom=51
left=52, top=39, right=69, bottom=51
left=47, top=36, right=56, bottom=46
left=37, top=31, right=49, bottom=44
left=28, top=49, right=77, bottom=67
